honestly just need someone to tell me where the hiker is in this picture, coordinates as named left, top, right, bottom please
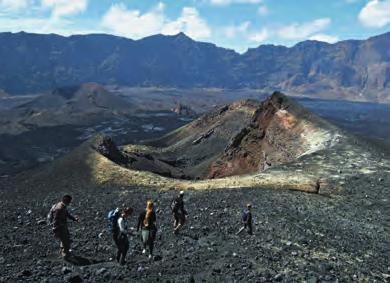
left=108, top=208, right=121, bottom=248
left=114, top=207, right=133, bottom=265
left=137, top=200, right=157, bottom=259
left=171, top=191, right=187, bottom=234
left=48, top=195, right=79, bottom=258
left=237, top=203, right=253, bottom=235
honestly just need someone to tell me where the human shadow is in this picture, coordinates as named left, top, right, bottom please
left=65, top=255, right=106, bottom=266
left=177, top=231, right=199, bottom=240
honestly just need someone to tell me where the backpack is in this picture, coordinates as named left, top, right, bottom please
left=242, top=209, right=250, bottom=222
left=170, top=198, right=179, bottom=213
left=47, top=204, right=56, bottom=224
left=107, top=208, right=120, bottom=233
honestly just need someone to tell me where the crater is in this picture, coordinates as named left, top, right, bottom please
left=93, top=92, right=340, bottom=180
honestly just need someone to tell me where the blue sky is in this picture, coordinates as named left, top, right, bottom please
left=0, top=0, right=390, bottom=52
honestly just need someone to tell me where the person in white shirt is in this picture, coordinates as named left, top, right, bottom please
left=116, top=207, right=133, bottom=265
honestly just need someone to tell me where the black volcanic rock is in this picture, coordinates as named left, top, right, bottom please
left=0, top=31, right=390, bottom=102
left=91, top=134, right=129, bottom=165
left=171, top=103, right=197, bottom=117
left=0, top=169, right=389, bottom=282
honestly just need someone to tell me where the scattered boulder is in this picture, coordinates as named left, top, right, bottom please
left=192, top=129, right=215, bottom=145
left=65, top=272, right=83, bottom=283
left=20, top=270, right=32, bottom=277
left=96, top=268, right=107, bottom=276
left=62, top=266, right=72, bottom=275
left=37, top=219, right=47, bottom=225
left=172, top=103, right=196, bottom=117
left=274, top=273, right=283, bottom=281
left=91, top=135, right=128, bottom=164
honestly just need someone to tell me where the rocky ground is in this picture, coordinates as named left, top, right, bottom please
left=1, top=93, right=389, bottom=282
left=0, top=168, right=389, bottom=282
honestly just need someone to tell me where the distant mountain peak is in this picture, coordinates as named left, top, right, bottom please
left=293, top=40, right=330, bottom=48
left=173, top=32, right=191, bottom=39
left=140, top=32, right=194, bottom=43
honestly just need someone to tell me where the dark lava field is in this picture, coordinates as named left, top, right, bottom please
left=0, top=168, right=389, bottom=282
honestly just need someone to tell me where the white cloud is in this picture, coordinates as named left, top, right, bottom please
left=309, top=33, right=339, bottom=43
left=209, top=0, right=262, bottom=6
left=102, top=3, right=165, bottom=38
left=0, top=17, right=47, bottom=32
left=358, top=0, right=390, bottom=28
left=244, top=18, right=334, bottom=45
left=0, top=0, right=96, bottom=35
left=162, top=7, right=211, bottom=39
left=248, top=27, right=268, bottom=42
left=0, top=0, right=30, bottom=11
left=257, top=5, right=269, bottom=15
left=41, top=0, right=88, bottom=18
left=102, top=3, right=211, bottom=40
left=224, top=21, right=250, bottom=38
left=0, top=16, right=100, bottom=35
left=277, top=18, right=331, bottom=40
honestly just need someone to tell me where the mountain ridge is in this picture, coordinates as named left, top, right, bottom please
left=1, top=31, right=390, bottom=102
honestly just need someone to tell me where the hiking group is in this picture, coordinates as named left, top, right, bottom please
left=48, top=192, right=253, bottom=264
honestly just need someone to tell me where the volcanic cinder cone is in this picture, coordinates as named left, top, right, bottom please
left=11, top=92, right=390, bottom=195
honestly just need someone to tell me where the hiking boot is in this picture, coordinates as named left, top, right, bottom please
left=142, top=249, right=146, bottom=254
left=148, top=254, right=152, bottom=260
